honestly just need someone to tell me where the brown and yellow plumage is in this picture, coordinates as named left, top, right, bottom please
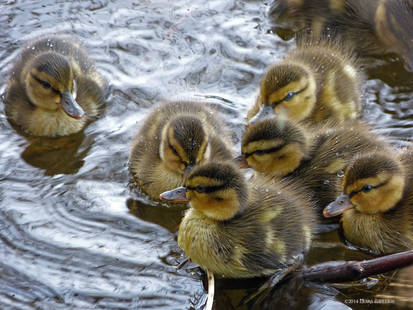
left=129, top=101, right=233, bottom=201
left=270, top=0, right=413, bottom=70
left=324, top=148, right=413, bottom=254
left=160, top=162, right=315, bottom=278
left=240, top=118, right=391, bottom=216
left=4, top=35, right=106, bottom=137
left=247, top=40, right=362, bottom=125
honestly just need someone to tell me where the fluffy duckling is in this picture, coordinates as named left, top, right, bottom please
left=270, top=0, right=413, bottom=71
left=4, top=35, right=106, bottom=137
left=247, top=40, right=362, bottom=125
left=129, top=101, right=233, bottom=200
left=324, top=149, right=413, bottom=254
left=160, top=162, right=314, bottom=278
left=240, top=117, right=391, bottom=215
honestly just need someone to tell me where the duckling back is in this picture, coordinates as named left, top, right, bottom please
left=296, top=121, right=391, bottom=209
left=4, top=35, right=106, bottom=137
left=270, top=0, right=413, bottom=70
left=167, top=162, right=315, bottom=278
left=129, top=101, right=233, bottom=200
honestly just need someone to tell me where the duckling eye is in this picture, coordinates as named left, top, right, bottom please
left=31, top=74, right=52, bottom=90
left=283, top=92, right=296, bottom=101
left=361, top=185, right=373, bottom=192
left=38, top=79, right=52, bottom=89
left=195, top=185, right=207, bottom=193
left=255, top=150, right=266, bottom=155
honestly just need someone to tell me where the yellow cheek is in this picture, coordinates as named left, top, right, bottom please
left=188, top=190, right=239, bottom=221
left=247, top=153, right=276, bottom=174
left=28, top=86, right=61, bottom=109
left=351, top=191, right=383, bottom=214
left=277, top=94, right=315, bottom=122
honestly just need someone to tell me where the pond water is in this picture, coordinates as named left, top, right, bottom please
left=0, top=0, right=412, bottom=309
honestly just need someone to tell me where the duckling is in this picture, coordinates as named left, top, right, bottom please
left=129, top=101, right=233, bottom=201
left=4, top=35, right=106, bottom=137
left=240, top=117, right=391, bottom=215
left=247, top=39, right=362, bottom=125
left=323, top=149, right=413, bottom=254
left=270, top=0, right=413, bottom=71
left=160, top=161, right=314, bottom=278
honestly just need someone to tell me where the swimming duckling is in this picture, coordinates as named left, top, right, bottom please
left=270, top=0, right=413, bottom=71
left=160, top=161, right=314, bottom=278
left=4, top=35, right=106, bottom=137
left=246, top=40, right=362, bottom=125
left=129, top=101, right=233, bottom=201
left=324, top=149, right=413, bottom=254
left=240, top=117, right=391, bottom=215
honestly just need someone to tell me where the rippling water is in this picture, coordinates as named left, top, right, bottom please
left=0, top=0, right=412, bottom=309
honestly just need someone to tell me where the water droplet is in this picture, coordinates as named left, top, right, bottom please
left=337, top=170, right=344, bottom=178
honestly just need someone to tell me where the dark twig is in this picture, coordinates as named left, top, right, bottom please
left=300, top=250, right=413, bottom=283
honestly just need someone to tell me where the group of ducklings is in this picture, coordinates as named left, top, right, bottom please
left=3, top=0, right=413, bottom=284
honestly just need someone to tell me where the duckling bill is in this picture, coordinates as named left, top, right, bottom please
left=4, top=35, right=106, bottom=137
left=160, top=162, right=315, bottom=278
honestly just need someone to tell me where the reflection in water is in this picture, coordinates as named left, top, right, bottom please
left=127, top=198, right=186, bottom=234
left=0, top=0, right=412, bottom=309
left=20, top=132, right=90, bottom=176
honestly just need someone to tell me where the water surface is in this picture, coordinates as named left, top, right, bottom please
left=0, top=0, right=412, bottom=309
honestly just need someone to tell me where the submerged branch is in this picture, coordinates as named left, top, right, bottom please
left=301, top=250, right=413, bottom=283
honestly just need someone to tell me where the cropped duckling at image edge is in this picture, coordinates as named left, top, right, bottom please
left=270, top=0, right=413, bottom=71
left=247, top=40, right=362, bottom=125
left=160, top=162, right=315, bottom=278
left=239, top=117, right=391, bottom=216
left=4, top=35, right=106, bottom=137
left=324, top=149, right=413, bottom=255
left=129, top=101, right=233, bottom=201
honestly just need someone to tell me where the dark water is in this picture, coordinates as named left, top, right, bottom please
left=0, top=0, right=412, bottom=309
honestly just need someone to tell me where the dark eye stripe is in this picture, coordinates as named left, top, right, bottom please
left=168, top=140, right=180, bottom=157
left=187, top=184, right=227, bottom=193
left=167, top=136, right=189, bottom=166
left=30, top=73, right=59, bottom=93
left=270, top=85, right=308, bottom=107
left=349, top=181, right=387, bottom=198
left=244, top=143, right=286, bottom=158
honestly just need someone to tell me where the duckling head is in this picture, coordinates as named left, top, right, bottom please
left=324, top=153, right=406, bottom=217
left=160, top=162, right=248, bottom=221
left=160, top=115, right=210, bottom=177
left=250, top=62, right=317, bottom=124
left=24, top=52, right=84, bottom=119
left=240, top=117, right=309, bottom=176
